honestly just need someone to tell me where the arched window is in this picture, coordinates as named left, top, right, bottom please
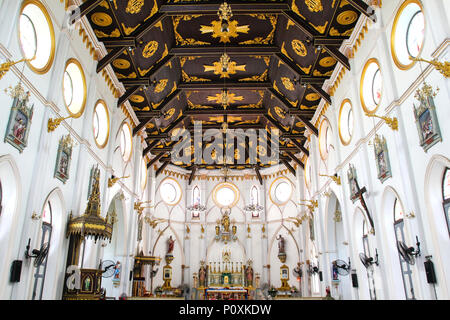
left=250, top=186, right=259, bottom=218
left=32, top=200, right=52, bottom=300
left=191, top=186, right=201, bottom=219
left=442, top=168, right=450, bottom=235
left=393, top=198, right=415, bottom=299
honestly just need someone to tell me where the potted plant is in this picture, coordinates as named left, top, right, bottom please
left=268, top=286, right=278, bottom=298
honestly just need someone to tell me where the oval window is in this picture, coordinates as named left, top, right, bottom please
left=19, top=0, right=55, bottom=74
left=360, top=59, right=383, bottom=114
left=391, top=0, right=425, bottom=70
left=93, top=100, right=110, bottom=148
left=319, top=119, right=332, bottom=160
left=63, top=59, right=87, bottom=118
left=119, top=122, right=132, bottom=162
left=339, top=99, right=354, bottom=145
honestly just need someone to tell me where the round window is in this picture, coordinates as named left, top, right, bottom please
left=338, top=99, right=354, bottom=145
left=160, top=178, right=182, bottom=205
left=360, top=59, right=383, bottom=114
left=93, top=100, right=110, bottom=148
left=213, top=183, right=239, bottom=208
left=391, top=0, right=425, bottom=70
left=119, top=123, right=133, bottom=162
left=19, top=0, right=55, bottom=74
left=63, top=59, right=87, bottom=118
left=270, top=177, right=293, bottom=205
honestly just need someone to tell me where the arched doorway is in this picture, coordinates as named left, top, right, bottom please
left=325, top=193, right=350, bottom=299
left=100, top=192, right=126, bottom=299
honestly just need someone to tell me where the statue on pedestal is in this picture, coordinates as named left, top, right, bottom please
left=199, top=261, right=207, bottom=288
left=277, top=234, right=285, bottom=255
left=245, top=260, right=254, bottom=287
left=167, top=236, right=175, bottom=255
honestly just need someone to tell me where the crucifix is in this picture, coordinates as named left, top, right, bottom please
left=353, top=179, right=375, bottom=235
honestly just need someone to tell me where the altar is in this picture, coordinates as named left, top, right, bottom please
left=205, top=287, right=248, bottom=300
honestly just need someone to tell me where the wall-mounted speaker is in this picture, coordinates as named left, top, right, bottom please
left=318, top=271, right=323, bottom=282
left=424, top=260, right=437, bottom=284
left=10, top=260, right=22, bottom=283
left=129, top=270, right=133, bottom=282
left=351, top=273, right=359, bottom=288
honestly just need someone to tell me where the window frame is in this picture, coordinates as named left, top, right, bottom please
left=360, top=58, right=383, bottom=115
left=338, top=99, right=354, bottom=146
left=92, top=100, right=110, bottom=149
left=18, top=0, right=55, bottom=75
left=62, top=58, right=87, bottom=119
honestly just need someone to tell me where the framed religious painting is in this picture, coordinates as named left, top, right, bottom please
left=373, top=134, right=392, bottom=183
left=413, top=83, right=442, bottom=152
left=54, top=134, right=73, bottom=184
left=347, top=164, right=359, bottom=202
left=4, top=85, right=34, bottom=153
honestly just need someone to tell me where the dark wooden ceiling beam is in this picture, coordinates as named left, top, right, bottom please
left=281, top=11, right=350, bottom=71
left=346, top=0, right=377, bottom=22
left=323, top=45, right=351, bottom=71
left=189, top=165, right=197, bottom=185
left=102, top=38, right=136, bottom=48
left=309, top=84, right=332, bottom=105
left=147, top=152, right=166, bottom=169
left=314, top=37, right=349, bottom=46
left=267, top=88, right=319, bottom=136
left=281, top=158, right=296, bottom=176
left=178, top=82, right=272, bottom=90
left=285, top=151, right=305, bottom=170
left=254, top=165, right=263, bottom=185
left=96, top=13, right=167, bottom=74
left=186, top=124, right=265, bottom=131
left=159, top=3, right=290, bottom=14
left=69, top=0, right=103, bottom=24
left=185, top=109, right=265, bottom=116
left=118, top=55, right=176, bottom=108
left=171, top=45, right=280, bottom=56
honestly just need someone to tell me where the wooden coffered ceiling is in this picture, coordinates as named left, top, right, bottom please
left=77, top=0, right=375, bottom=179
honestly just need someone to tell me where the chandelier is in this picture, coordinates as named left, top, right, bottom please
left=244, top=203, right=264, bottom=217
left=187, top=203, right=207, bottom=217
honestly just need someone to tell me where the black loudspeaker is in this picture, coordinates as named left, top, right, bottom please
left=318, top=271, right=323, bottom=282
left=129, top=271, right=133, bottom=281
left=10, top=260, right=22, bottom=283
left=424, top=260, right=437, bottom=284
left=351, top=273, right=359, bottom=288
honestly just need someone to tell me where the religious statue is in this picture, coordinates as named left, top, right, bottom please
left=276, top=234, right=285, bottom=255
left=167, top=235, right=175, bottom=255
left=221, top=209, right=230, bottom=232
left=245, top=261, right=254, bottom=287
left=199, top=262, right=207, bottom=288
left=332, top=261, right=339, bottom=281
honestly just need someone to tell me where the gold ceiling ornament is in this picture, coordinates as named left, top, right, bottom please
left=319, top=173, right=341, bottom=185
left=108, top=175, right=130, bottom=188
left=291, top=39, right=308, bottom=57
left=91, top=12, right=113, bottom=27
left=112, top=58, right=131, bottom=70
left=336, top=10, right=358, bottom=25
left=154, top=79, right=168, bottom=93
left=203, top=53, right=246, bottom=78
left=410, top=57, right=450, bottom=78
left=305, top=93, right=320, bottom=101
left=319, top=56, right=337, bottom=68
left=305, top=0, right=324, bottom=12
left=135, top=200, right=155, bottom=215
left=0, top=57, right=34, bottom=81
left=298, top=199, right=318, bottom=212
left=142, top=41, right=158, bottom=58
left=207, top=91, right=244, bottom=107
left=126, top=0, right=145, bottom=14
left=200, top=20, right=250, bottom=43
left=218, top=2, right=233, bottom=21
left=365, top=112, right=398, bottom=131
left=281, top=77, right=295, bottom=91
